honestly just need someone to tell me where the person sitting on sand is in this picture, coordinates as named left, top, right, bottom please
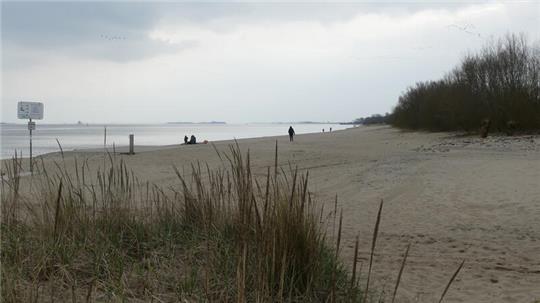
left=184, top=135, right=189, bottom=144
left=189, top=135, right=196, bottom=144
left=288, top=126, right=295, bottom=142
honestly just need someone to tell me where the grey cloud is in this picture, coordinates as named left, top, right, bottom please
left=2, top=2, right=158, bottom=46
left=2, top=1, right=482, bottom=49
left=1, top=2, right=199, bottom=63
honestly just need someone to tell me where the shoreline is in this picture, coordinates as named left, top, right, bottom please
left=0, top=124, right=354, bottom=161
left=1, top=125, right=356, bottom=162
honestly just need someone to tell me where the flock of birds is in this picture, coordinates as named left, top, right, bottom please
left=446, top=23, right=484, bottom=39
left=349, top=22, right=485, bottom=62
left=97, top=21, right=483, bottom=50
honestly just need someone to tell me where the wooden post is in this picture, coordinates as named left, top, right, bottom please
left=29, top=118, right=33, bottom=175
left=129, top=134, right=134, bottom=155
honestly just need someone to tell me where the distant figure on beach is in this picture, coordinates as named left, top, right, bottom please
left=330, top=127, right=332, bottom=132
left=288, top=126, right=295, bottom=142
left=322, top=129, right=325, bottom=132
left=189, top=135, right=197, bottom=144
left=506, top=120, right=517, bottom=136
left=184, top=135, right=188, bottom=144
left=480, top=119, right=491, bottom=138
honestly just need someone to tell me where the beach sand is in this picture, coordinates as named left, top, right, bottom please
left=6, top=126, right=540, bottom=302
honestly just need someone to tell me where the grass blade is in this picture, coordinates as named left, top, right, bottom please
left=438, top=260, right=465, bottom=303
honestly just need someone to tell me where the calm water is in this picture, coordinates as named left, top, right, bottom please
left=0, top=123, right=349, bottom=159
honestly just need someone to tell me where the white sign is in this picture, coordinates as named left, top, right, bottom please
left=18, top=101, right=44, bottom=120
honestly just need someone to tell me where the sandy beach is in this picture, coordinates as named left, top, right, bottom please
left=7, top=125, right=540, bottom=303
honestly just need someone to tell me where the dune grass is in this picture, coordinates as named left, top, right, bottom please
left=1, top=145, right=363, bottom=302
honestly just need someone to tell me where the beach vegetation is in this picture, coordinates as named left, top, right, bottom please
left=354, top=114, right=391, bottom=125
left=1, top=147, right=363, bottom=302
left=391, top=33, right=540, bottom=133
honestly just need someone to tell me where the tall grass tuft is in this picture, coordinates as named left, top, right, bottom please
left=1, top=145, right=358, bottom=302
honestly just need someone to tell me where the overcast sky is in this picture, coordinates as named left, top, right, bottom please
left=2, top=1, right=539, bottom=123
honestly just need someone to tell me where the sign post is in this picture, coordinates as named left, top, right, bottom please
left=29, top=119, right=34, bottom=173
left=129, top=134, right=134, bottom=155
left=17, top=102, right=44, bottom=175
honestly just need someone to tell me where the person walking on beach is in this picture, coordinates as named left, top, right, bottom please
left=184, top=135, right=189, bottom=144
left=288, top=126, right=295, bottom=142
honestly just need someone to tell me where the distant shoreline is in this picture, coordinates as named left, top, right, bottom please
left=166, top=121, right=226, bottom=125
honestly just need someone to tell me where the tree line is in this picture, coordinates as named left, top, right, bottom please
left=390, top=33, right=540, bottom=132
left=353, top=113, right=391, bottom=125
